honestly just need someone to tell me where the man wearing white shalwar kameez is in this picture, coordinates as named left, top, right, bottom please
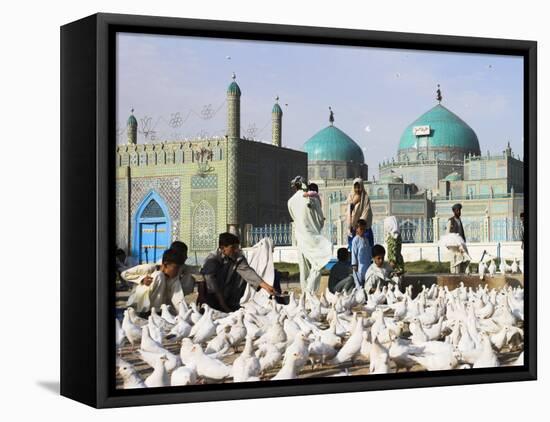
left=443, top=203, right=471, bottom=274
left=287, top=176, right=332, bottom=293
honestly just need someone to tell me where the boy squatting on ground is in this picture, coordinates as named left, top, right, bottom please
left=328, top=247, right=354, bottom=293
left=122, top=241, right=194, bottom=313
left=197, top=232, right=276, bottom=313
left=364, top=244, right=399, bottom=290
left=351, top=219, right=372, bottom=289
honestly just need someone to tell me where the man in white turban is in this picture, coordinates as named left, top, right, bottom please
left=287, top=176, right=332, bottom=293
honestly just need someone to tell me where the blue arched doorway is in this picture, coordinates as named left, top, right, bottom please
left=133, top=191, right=171, bottom=264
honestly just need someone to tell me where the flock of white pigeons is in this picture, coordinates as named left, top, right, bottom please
left=473, top=257, right=523, bottom=279
left=116, top=278, right=524, bottom=389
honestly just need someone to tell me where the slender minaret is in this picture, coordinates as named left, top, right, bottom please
left=127, top=108, right=137, bottom=144
left=226, top=72, right=241, bottom=139
left=226, top=74, right=241, bottom=235
left=272, top=96, right=283, bottom=147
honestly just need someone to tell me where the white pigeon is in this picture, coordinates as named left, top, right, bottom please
left=140, top=325, right=163, bottom=352
left=308, top=335, right=338, bottom=367
left=498, top=260, right=505, bottom=274
left=369, top=336, right=391, bottom=374
left=144, top=355, right=170, bottom=388
left=166, top=314, right=193, bottom=340
left=138, top=348, right=181, bottom=373
left=473, top=333, right=500, bottom=368
left=118, top=361, right=146, bottom=389
left=228, top=312, right=247, bottom=349
left=122, top=309, right=142, bottom=348
left=410, top=341, right=459, bottom=371
left=511, top=259, right=519, bottom=274
left=205, top=326, right=233, bottom=355
left=271, top=352, right=304, bottom=381
left=488, top=260, right=497, bottom=277
left=192, top=309, right=217, bottom=344
left=171, top=363, right=198, bottom=386
left=183, top=343, right=232, bottom=381
left=147, top=316, right=164, bottom=345
left=232, top=336, right=261, bottom=382
left=422, top=317, right=444, bottom=341
left=388, top=336, right=424, bottom=371
left=128, top=307, right=148, bottom=327
left=360, top=330, right=372, bottom=360
left=409, top=319, right=429, bottom=345
left=160, top=304, right=177, bottom=325
left=331, top=316, right=364, bottom=364
left=116, top=318, right=126, bottom=348
left=478, top=261, right=487, bottom=280
left=256, top=343, right=283, bottom=373
left=284, top=331, right=311, bottom=368
left=150, top=307, right=172, bottom=330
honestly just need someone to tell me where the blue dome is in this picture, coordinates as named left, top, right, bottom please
left=227, top=81, right=241, bottom=96
left=399, top=104, right=480, bottom=154
left=303, top=125, right=364, bottom=163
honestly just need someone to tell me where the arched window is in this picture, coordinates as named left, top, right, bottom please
left=377, top=187, right=385, bottom=198
left=393, top=187, right=401, bottom=199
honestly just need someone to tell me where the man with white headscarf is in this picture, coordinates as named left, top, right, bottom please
left=287, top=176, right=332, bottom=293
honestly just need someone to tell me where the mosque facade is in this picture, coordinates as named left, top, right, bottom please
left=115, top=76, right=306, bottom=264
left=306, top=89, right=524, bottom=246
left=116, top=78, right=523, bottom=264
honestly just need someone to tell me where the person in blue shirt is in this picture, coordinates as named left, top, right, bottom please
left=351, top=219, right=372, bottom=288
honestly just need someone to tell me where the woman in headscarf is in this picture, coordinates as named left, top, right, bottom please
left=384, top=216, right=405, bottom=278
left=347, top=178, right=373, bottom=250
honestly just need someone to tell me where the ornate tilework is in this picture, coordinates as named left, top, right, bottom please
left=191, top=174, right=218, bottom=189
left=192, top=200, right=216, bottom=250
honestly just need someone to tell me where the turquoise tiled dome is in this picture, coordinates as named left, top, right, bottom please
left=227, top=81, right=242, bottom=96
left=444, top=172, right=462, bottom=181
left=272, top=103, right=283, bottom=114
left=127, top=114, right=137, bottom=127
left=398, top=104, right=480, bottom=154
left=303, top=125, right=364, bottom=163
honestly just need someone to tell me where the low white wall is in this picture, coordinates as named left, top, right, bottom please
left=243, top=241, right=523, bottom=264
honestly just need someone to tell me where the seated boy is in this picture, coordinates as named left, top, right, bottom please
left=121, top=240, right=195, bottom=297
left=197, top=232, right=276, bottom=312
left=328, top=247, right=354, bottom=293
left=351, top=219, right=372, bottom=288
left=364, top=244, right=396, bottom=291
left=126, top=248, right=184, bottom=313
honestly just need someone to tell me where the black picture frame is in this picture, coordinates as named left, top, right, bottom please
left=60, top=12, right=537, bottom=408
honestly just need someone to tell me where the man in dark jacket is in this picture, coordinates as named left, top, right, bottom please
left=446, top=203, right=469, bottom=274
left=197, top=232, right=276, bottom=312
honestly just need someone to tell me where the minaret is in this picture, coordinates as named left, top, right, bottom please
left=226, top=74, right=241, bottom=236
left=226, top=72, right=241, bottom=139
left=127, top=108, right=137, bottom=144
left=272, top=96, right=283, bottom=147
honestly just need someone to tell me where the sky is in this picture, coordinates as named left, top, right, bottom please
left=116, top=32, right=524, bottom=171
